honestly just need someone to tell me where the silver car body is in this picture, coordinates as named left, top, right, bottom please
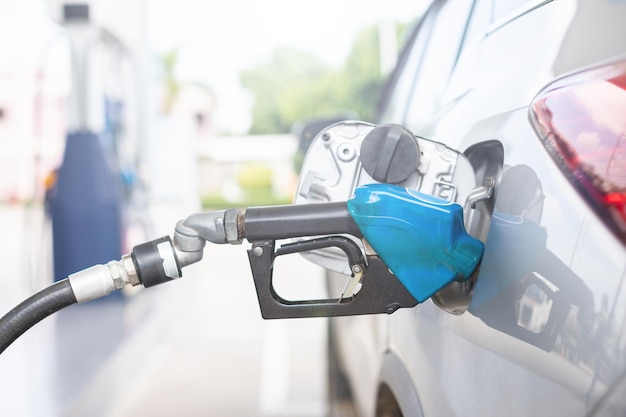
left=326, top=0, right=626, bottom=416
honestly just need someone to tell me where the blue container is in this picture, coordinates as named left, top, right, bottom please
left=50, top=131, right=122, bottom=281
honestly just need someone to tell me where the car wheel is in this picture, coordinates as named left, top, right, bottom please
left=327, top=319, right=357, bottom=417
left=376, top=383, right=403, bottom=417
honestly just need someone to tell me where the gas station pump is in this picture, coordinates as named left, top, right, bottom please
left=48, top=3, right=138, bottom=283
left=0, top=121, right=494, bottom=352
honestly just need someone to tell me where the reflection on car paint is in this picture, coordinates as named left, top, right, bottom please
left=469, top=163, right=626, bottom=402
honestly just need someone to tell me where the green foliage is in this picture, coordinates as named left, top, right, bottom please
left=201, top=193, right=292, bottom=210
left=201, top=163, right=291, bottom=209
left=236, top=162, right=283, bottom=206
left=238, top=163, right=273, bottom=191
left=240, top=23, right=400, bottom=134
left=161, top=49, right=181, bottom=114
left=240, top=48, right=329, bottom=134
left=341, top=25, right=388, bottom=120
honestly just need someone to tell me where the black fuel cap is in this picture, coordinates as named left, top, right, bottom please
left=360, top=124, right=419, bottom=184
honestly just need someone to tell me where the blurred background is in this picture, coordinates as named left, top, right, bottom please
left=0, top=0, right=425, bottom=415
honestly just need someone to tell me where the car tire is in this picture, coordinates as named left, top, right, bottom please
left=378, top=353, right=424, bottom=417
left=376, top=383, right=403, bottom=417
left=327, top=319, right=357, bottom=417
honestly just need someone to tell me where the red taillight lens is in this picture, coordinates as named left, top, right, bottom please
left=530, top=60, right=626, bottom=241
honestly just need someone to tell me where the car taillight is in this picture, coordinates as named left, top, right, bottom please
left=530, top=59, right=626, bottom=243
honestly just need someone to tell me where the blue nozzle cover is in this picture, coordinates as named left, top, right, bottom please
left=347, top=184, right=484, bottom=303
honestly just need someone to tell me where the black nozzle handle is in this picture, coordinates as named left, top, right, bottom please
left=243, top=202, right=362, bottom=241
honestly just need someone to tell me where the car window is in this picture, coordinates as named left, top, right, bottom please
left=492, top=0, right=542, bottom=23
left=462, top=0, right=493, bottom=50
left=377, top=7, right=437, bottom=124
left=440, top=0, right=493, bottom=107
left=402, top=0, right=475, bottom=133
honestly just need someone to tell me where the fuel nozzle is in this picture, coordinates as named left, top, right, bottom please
left=96, top=183, right=484, bottom=318
left=347, top=184, right=484, bottom=302
left=125, top=183, right=484, bottom=319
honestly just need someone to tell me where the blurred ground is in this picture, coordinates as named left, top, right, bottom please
left=0, top=202, right=329, bottom=416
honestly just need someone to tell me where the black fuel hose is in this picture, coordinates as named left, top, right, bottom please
left=0, top=279, right=77, bottom=354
